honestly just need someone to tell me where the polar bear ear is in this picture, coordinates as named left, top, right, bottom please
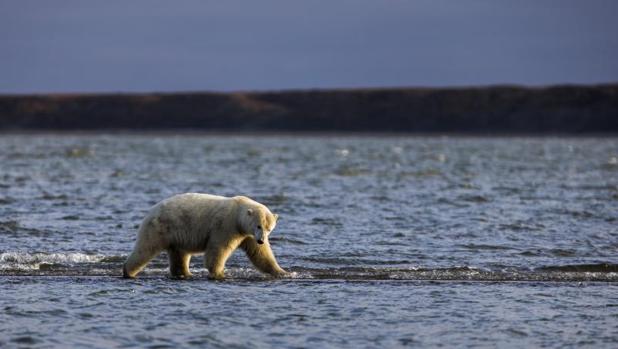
left=273, top=214, right=279, bottom=221
left=247, top=208, right=253, bottom=216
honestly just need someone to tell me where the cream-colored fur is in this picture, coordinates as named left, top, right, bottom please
left=123, top=193, right=286, bottom=279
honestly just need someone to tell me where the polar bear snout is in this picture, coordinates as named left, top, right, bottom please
left=254, top=229, right=266, bottom=245
left=254, top=224, right=272, bottom=245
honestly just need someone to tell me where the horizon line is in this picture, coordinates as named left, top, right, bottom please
left=1, top=82, right=617, bottom=98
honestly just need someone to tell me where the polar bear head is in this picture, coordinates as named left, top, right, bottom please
left=237, top=199, right=279, bottom=245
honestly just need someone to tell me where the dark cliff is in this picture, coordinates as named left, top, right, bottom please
left=1, top=84, right=617, bottom=133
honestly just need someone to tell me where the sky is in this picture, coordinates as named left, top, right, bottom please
left=1, top=0, right=617, bottom=93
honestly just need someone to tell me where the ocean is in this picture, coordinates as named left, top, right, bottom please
left=1, top=134, right=617, bottom=348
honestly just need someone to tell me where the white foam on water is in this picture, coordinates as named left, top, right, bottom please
left=285, top=271, right=304, bottom=278
left=0, top=252, right=107, bottom=270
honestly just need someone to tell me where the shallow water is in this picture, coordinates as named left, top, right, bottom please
left=1, top=134, right=617, bottom=347
left=2, top=277, right=617, bottom=348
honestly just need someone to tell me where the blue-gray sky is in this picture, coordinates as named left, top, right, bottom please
left=1, top=0, right=617, bottom=93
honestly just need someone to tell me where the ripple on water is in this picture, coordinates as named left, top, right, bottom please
left=11, top=336, right=40, bottom=345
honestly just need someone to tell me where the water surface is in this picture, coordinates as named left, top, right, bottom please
left=1, top=134, right=617, bottom=347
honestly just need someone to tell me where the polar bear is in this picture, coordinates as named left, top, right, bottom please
left=122, top=193, right=286, bottom=280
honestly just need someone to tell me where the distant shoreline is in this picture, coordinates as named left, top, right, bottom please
left=1, top=84, right=617, bottom=134
left=2, top=83, right=616, bottom=97
left=1, top=130, right=617, bottom=138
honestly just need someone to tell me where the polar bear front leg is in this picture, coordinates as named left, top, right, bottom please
left=205, top=246, right=235, bottom=280
left=240, top=238, right=287, bottom=277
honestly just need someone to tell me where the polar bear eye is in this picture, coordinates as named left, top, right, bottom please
left=257, top=225, right=262, bottom=229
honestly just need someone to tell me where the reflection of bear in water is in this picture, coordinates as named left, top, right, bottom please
left=123, top=193, right=287, bottom=280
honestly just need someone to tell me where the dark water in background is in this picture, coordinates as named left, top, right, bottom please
left=1, top=134, right=617, bottom=348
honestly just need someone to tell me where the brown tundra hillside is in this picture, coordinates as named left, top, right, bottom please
left=0, top=84, right=617, bottom=133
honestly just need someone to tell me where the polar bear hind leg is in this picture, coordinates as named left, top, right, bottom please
left=122, top=226, right=167, bottom=279
left=168, top=248, right=192, bottom=279
left=205, top=245, right=236, bottom=280
left=123, top=245, right=163, bottom=278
